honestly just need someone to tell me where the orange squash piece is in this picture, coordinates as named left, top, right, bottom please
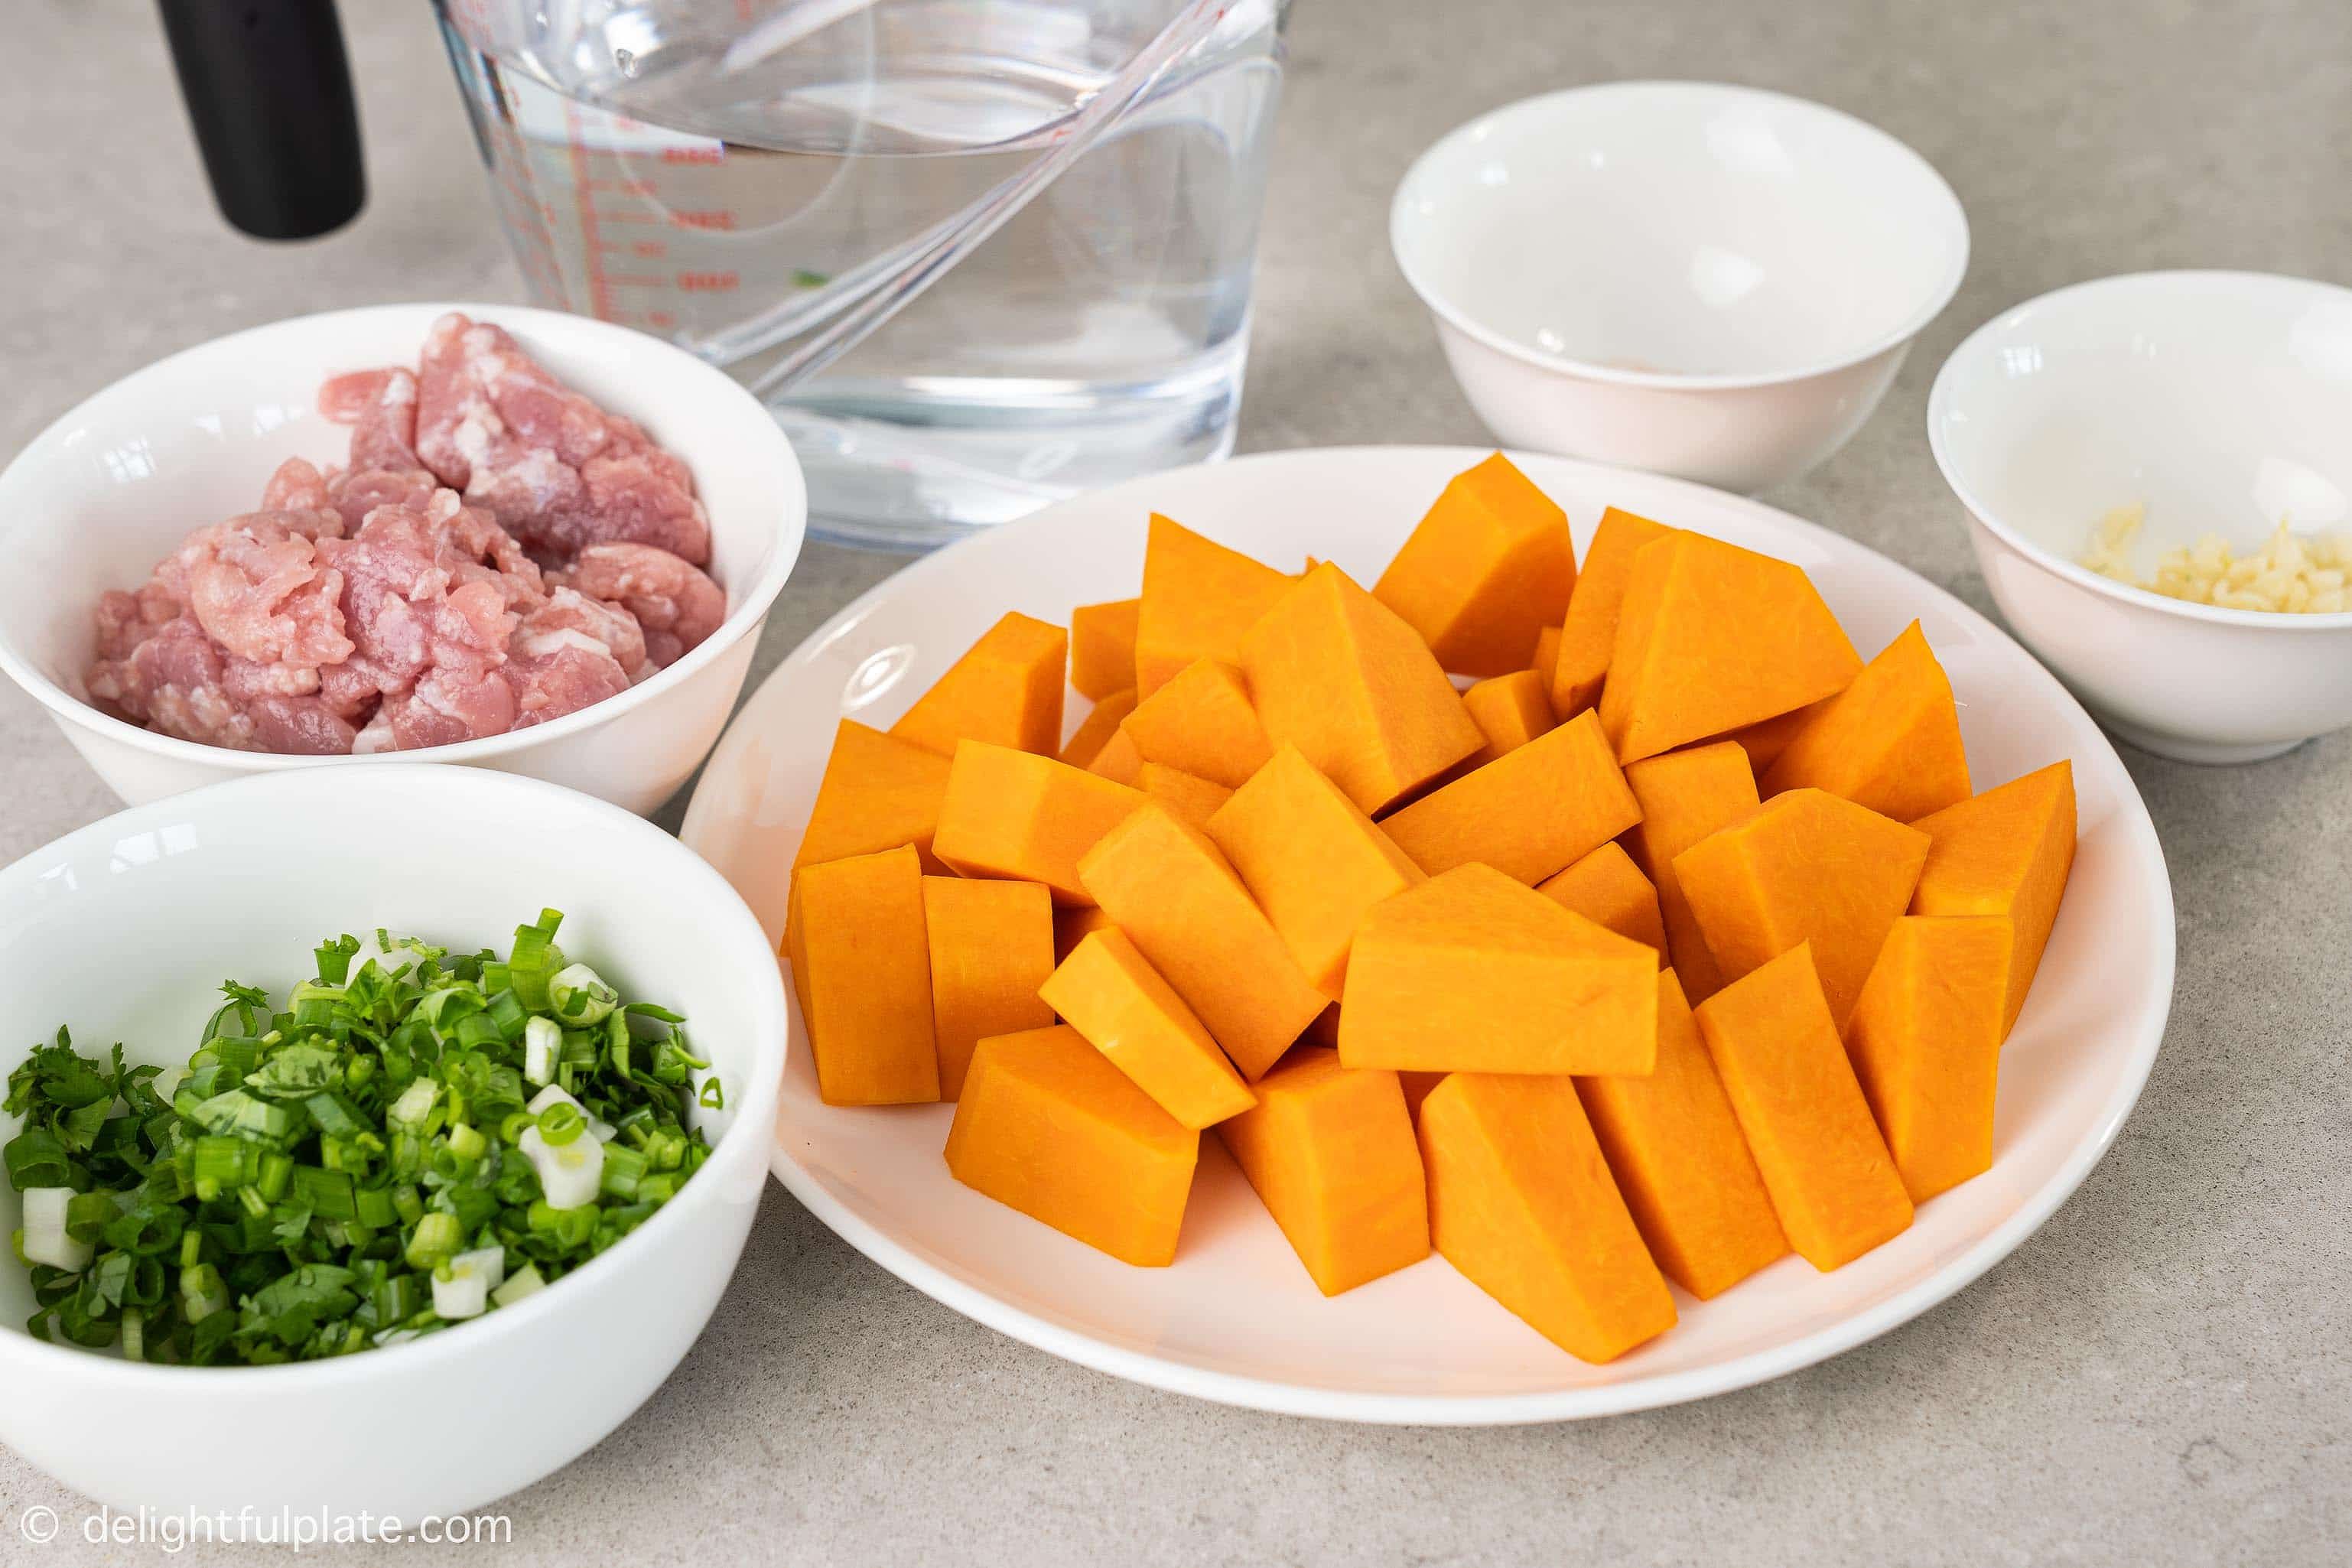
left=922, top=877, right=1056, bottom=1100
left=1692, top=945, right=1914, bottom=1269
left=1674, top=787, right=1930, bottom=1028
left=1121, top=657, right=1271, bottom=788
left=1551, top=507, right=1674, bottom=719
left=1135, top=762, right=1233, bottom=831
left=1419, top=1072, right=1677, bottom=1362
left=1717, top=700, right=1827, bottom=774
left=1204, top=745, right=1423, bottom=999
left=1339, top=863, right=1657, bottom=1075
left=890, top=611, right=1067, bottom=758
left=1040, top=930, right=1255, bottom=1130
left=1078, top=803, right=1328, bottom=1078
left=1085, top=725, right=1143, bottom=785
left=1135, top=514, right=1294, bottom=698
left=1599, top=532, right=1862, bottom=764
left=795, top=719, right=954, bottom=873
left=1908, top=760, right=2077, bottom=1034
left=1532, top=625, right=1563, bottom=701
left=1372, top=453, right=1577, bottom=676
left=1058, top=688, right=1137, bottom=769
left=1622, top=740, right=1760, bottom=1002
left=1052, top=905, right=1117, bottom=963
left=1241, top=562, right=1484, bottom=815
left=789, top=845, right=940, bottom=1106
left=1070, top=597, right=1140, bottom=700
left=1536, top=841, right=1666, bottom=952
left=1844, top=916, right=2010, bottom=1202
left=932, top=740, right=1146, bottom=906
left=1217, top=1049, right=1430, bottom=1294
left=1379, top=710, right=1641, bottom=885
left=1576, top=970, right=1788, bottom=1298
left=945, top=1026, right=1198, bottom=1266
left=1460, top=669, right=1558, bottom=764
left=1760, top=621, right=1970, bottom=822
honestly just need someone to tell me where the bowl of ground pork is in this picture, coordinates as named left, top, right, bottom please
left=0, top=303, right=804, bottom=813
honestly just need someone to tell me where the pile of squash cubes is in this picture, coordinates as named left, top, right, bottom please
left=783, top=454, right=2077, bottom=1363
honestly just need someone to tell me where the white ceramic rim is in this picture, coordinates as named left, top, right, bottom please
left=0, top=302, right=808, bottom=766
left=713, top=445, right=2175, bottom=1425
left=0, top=763, right=788, bottom=1387
left=1389, top=80, right=1972, bottom=392
left=1927, top=268, right=2352, bottom=632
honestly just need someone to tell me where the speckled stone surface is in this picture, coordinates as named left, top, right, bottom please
left=3, top=1, right=2348, bottom=1562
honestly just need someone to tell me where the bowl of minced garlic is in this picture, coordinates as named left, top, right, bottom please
left=2080, top=503, right=2352, bottom=613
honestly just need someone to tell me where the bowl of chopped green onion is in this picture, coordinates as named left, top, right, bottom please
left=0, top=764, right=786, bottom=1518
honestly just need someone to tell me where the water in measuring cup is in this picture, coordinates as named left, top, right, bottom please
left=438, top=2, right=1289, bottom=548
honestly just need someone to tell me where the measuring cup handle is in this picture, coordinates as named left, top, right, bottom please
left=157, top=0, right=366, bottom=240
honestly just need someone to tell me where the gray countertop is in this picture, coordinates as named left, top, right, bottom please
left=3, top=1, right=2347, bottom=1562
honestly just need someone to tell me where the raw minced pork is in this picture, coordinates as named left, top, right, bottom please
left=87, top=314, right=726, bottom=754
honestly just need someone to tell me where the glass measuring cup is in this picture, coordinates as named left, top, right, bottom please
left=434, top=0, right=1293, bottom=549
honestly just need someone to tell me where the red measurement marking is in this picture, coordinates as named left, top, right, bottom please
left=647, top=310, right=677, bottom=328
left=675, top=271, right=740, bottom=293
left=660, top=146, right=724, bottom=165
left=630, top=239, right=665, bottom=259
left=561, top=102, right=613, bottom=318
left=669, top=210, right=737, bottom=232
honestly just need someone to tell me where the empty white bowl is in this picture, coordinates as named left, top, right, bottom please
left=0, top=764, right=787, bottom=1518
left=1929, top=271, right=2352, bottom=763
left=1391, top=81, right=1969, bottom=493
left=0, top=304, right=806, bottom=815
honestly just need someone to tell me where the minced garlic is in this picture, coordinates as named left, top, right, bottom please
left=2079, top=502, right=2352, bottom=613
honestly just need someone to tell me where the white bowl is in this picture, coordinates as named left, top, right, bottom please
left=1391, top=82, right=1968, bottom=493
left=0, top=765, right=786, bottom=1517
left=1928, top=271, right=2352, bottom=764
left=0, top=304, right=806, bottom=815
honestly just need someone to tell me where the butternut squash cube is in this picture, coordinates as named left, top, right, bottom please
left=922, top=876, right=1056, bottom=1101
left=1205, top=744, right=1425, bottom=1000
left=1078, top=804, right=1328, bottom=1078
left=1070, top=597, right=1140, bottom=700
left=1379, top=709, right=1641, bottom=884
left=1372, top=453, right=1577, bottom=676
left=1532, top=624, right=1563, bottom=689
left=789, top=845, right=940, bottom=1106
left=1622, top=740, right=1760, bottom=1002
left=1085, top=725, right=1144, bottom=785
left=1241, top=562, right=1484, bottom=815
left=1460, top=668, right=1558, bottom=764
left=890, top=611, right=1067, bottom=758
left=945, top=1026, right=1198, bottom=1266
left=795, top=719, right=952, bottom=873
left=1718, top=699, right=1826, bottom=773
left=933, top=740, right=1145, bottom=906
left=1692, top=945, right=1913, bottom=1269
left=1599, top=532, right=1862, bottom=764
left=1040, top=930, right=1256, bottom=1130
left=1761, top=620, right=1971, bottom=822
left=1339, top=863, right=1657, bottom=1075
left=1576, top=970, right=1788, bottom=1298
left=1844, top=916, right=2011, bottom=1202
left=1058, top=688, right=1137, bottom=770
left=1536, top=841, right=1666, bottom=952
left=1135, top=514, right=1294, bottom=697
left=1420, top=1072, right=1677, bottom=1362
left=1121, top=657, right=1271, bottom=788
left=1218, top=1048, right=1430, bottom=1294
left=1551, top=506, right=1674, bottom=719
left=1908, top=760, right=2077, bottom=1033
left=1135, top=762, right=1232, bottom=831
left=1674, top=787, right=1931, bottom=1028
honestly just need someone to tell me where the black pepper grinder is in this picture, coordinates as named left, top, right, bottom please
left=156, top=0, right=366, bottom=240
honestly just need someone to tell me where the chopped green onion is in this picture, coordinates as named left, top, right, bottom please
left=547, top=963, right=619, bottom=1027
left=405, top=1212, right=463, bottom=1271
left=535, top=1102, right=587, bottom=1147
left=490, top=1263, right=546, bottom=1307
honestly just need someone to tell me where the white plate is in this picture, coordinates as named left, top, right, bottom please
left=680, top=446, right=2173, bottom=1424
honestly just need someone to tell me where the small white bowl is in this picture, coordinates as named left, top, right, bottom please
left=0, top=304, right=805, bottom=815
left=1929, top=271, right=2352, bottom=764
left=1391, top=81, right=1969, bottom=493
left=0, top=764, right=786, bottom=1518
